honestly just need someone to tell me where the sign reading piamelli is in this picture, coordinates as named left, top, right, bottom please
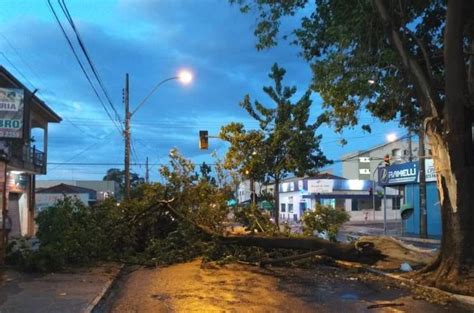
left=0, top=87, right=24, bottom=138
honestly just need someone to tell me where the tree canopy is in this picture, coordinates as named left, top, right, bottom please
left=231, top=0, right=474, bottom=295
left=220, top=63, right=331, bottom=225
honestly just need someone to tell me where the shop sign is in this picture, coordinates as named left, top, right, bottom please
left=0, top=88, right=24, bottom=138
left=379, top=162, right=418, bottom=186
left=424, top=159, right=437, bottom=182
left=307, top=179, right=334, bottom=193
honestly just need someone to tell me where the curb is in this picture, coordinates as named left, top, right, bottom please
left=336, top=260, right=474, bottom=310
left=83, top=264, right=125, bottom=313
left=364, top=267, right=474, bottom=310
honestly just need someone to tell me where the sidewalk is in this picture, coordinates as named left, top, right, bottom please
left=0, top=263, right=121, bottom=313
left=339, top=221, right=441, bottom=249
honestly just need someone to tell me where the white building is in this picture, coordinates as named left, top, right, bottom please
left=340, top=135, right=431, bottom=222
left=36, top=180, right=119, bottom=201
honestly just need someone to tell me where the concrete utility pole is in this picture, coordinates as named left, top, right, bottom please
left=419, top=130, right=428, bottom=238
left=124, top=73, right=131, bottom=200
left=145, top=157, right=149, bottom=184
left=122, top=70, right=192, bottom=200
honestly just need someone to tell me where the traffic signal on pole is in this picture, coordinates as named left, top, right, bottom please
left=199, top=130, right=208, bottom=150
left=384, top=154, right=391, bottom=166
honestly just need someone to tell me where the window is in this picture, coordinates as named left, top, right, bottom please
left=352, top=199, right=381, bottom=211
left=280, top=203, right=286, bottom=212
left=392, top=148, right=401, bottom=157
left=299, top=202, right=307, bottom=212
left=288, top=203, right=294, bottom=213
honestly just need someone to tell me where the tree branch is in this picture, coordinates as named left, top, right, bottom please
left=374, top=0, right=442, bottom=121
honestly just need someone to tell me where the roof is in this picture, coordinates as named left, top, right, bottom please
left=36, top=183, right=97, bottom=195
left=0, top=66, right=62, bottom=123
left=279, top=172, right=347, bottom=183
left=341, top=135, right=411, bottom=160
left=306, top=173, right=347, bottom=180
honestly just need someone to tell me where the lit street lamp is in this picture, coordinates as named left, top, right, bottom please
left=123, top=70, right=193, bottom=199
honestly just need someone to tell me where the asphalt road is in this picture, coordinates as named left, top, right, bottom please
left=97, top=259, right=468, bottom=313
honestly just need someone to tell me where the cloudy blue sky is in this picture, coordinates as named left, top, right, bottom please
left=0, top=0, right=403, bottom=181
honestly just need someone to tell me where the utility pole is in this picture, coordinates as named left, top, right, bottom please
left=124, top=73, right=131, bottom=200
left=419, top=129, right=428, bottom=238
left=408, top=130, right=413, bottom=162
left=145, top=157, right=149, bottom=184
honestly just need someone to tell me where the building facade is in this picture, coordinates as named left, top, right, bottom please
left=36, top=183, right=98, bottom=211
left=0, top=66, right=61, bottom=242
left=379, top=159, right=441, bottom=236
left=36, top=180, right=120, bottom=201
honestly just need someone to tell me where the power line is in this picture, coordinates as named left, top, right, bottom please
left=0, top=51, right=36, bottom=89
left=57, top=0, right=122, bottom=125
left=46, top=0, right=123, bottom=136
left=48, top=132, right=116, bottom=170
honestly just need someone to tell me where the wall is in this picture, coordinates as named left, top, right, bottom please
left=36, top=180, right=119, bottom=199
left=403, top=182, right=441, bottom=236
left=35, top=193, right=90, bottom=211
left=342, top=138, right=419, bottom=180
left=279, top=191, right=311, bottom=222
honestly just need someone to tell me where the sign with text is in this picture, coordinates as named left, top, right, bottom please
left=424, top=159, right=437, bottom=182
left=307, top=179, right=334, bottom=193
left=0, top=88, right=24, bottom=138
left=378, top=162, right=418, bottom=186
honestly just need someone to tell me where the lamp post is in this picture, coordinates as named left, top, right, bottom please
left=123, top=70, right=192, bottom=200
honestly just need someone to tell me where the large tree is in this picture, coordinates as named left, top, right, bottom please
left=231, top=0, right=474, bottom=294
left=220, top=63, right=330, bottom=226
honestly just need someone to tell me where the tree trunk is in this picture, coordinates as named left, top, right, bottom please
left=418, top=0, right=474, bottom=295
left=375, top=0, right=474, bottom=295
left=273, top=178, right=280, bottom=227
left=217, top=234, right=382, bottom=264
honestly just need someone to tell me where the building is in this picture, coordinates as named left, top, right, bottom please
left=36, top=180, right=120, bottom=201
left=340, top=136, right=433, bottom=222
left=341, top=136, right=418, bottom=181
left=0, top=66, right=61, bottom=241
left=379, top=159, right=441, bottom=236
left=276, top=174, right=401, bottom=222
left=36, top=183, right=97, bottom=211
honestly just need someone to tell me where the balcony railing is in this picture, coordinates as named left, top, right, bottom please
left=30, top=146, right=45, bottom=168
left=5, top=142, right=46, bottom=173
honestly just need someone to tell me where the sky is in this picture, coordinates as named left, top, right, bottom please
left=0, top=0, right=405, bottom=182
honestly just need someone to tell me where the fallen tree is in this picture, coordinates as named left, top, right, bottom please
left=162, top=202, right=384, bottom=265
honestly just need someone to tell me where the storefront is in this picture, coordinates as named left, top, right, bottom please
left=378, top=160, right=441, bottom=236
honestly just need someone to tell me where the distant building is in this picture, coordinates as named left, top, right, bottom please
left=36, top=180, right=120, bottom=201
left=341, top=136, right=433, bottom=222
left=341, top=136, right=420, bottom=180
left=36, top=183, right=97, bottom=211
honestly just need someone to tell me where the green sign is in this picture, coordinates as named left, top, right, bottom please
left=0, top=88, right=24, bottom=138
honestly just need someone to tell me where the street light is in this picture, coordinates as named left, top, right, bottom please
left=123, top=70, right=193, bottom=199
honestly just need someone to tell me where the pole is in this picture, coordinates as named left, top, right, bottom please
left=383, top=186, right=387, bottom=235
left=145, top=157, right=149, bottom=184
left=124, top=73, right=131, bottom=200
left=419, top=129, right=428, bottom=238
left=0, top=160, right=7, bottom=265
left=408, top=130, right=413, bottom=162
left=372, top=179, right=376, bottom=221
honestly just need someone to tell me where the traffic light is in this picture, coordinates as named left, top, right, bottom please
left=384, top=154, right=391, bottom=166
left=199, top=130, right=208, bottom=150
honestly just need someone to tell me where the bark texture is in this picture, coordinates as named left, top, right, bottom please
left=374, top=0, right=474, bottom=295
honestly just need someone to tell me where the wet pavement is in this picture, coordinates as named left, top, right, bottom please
left=0, top=264, right=121, bottom=313
left=101, top=259, right=468, bottom=313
